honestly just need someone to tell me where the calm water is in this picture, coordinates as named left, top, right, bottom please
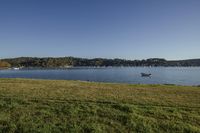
left=0, top=67, right=200, bottom=86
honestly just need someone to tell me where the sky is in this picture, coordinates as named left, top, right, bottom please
left=0, top=0, right=200, bottom=60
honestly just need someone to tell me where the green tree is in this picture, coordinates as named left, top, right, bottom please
left=0, top=61, right=11, bottom=68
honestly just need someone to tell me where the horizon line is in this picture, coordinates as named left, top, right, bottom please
left=1, top=56, right=200, bottom=61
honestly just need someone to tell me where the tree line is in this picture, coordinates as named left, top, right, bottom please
left=0, top=61, right=11, bottom=68
left=1, top=57, right=200, bottom=68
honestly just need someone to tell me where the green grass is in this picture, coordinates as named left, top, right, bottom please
left=0, top=78, right=199, bottom=133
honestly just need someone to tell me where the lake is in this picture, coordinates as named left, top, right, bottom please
left=0, top=67, right=200, bottom=86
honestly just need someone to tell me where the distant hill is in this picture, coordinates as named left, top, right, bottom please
left=168, top=59, right=200, bottom=66
left=2, top=57, right=200, bottom=68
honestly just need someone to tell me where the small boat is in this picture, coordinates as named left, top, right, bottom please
left=13, top=67, right=20, bottom=70
left=141, top=73, right=151, bottom=77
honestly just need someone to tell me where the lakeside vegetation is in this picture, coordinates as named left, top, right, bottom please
left=0, top=61, right=11, bottom=69
left=0, top=78, right=199, bottom=132
left=1, top=57, right=200, bottom=68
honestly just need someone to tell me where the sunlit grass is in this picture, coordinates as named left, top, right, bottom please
left=0, top=78, right=199, bottom=132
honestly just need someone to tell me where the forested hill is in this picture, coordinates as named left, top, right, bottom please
left=1, top=57, right=200, bottom=68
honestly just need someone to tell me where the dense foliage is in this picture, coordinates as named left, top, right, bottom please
left=0, top=60, right=11, bottom=68
left=2, top=57, right=200, bottom=68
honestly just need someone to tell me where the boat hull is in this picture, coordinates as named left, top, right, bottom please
left=141, top=73, right=151, bottom=77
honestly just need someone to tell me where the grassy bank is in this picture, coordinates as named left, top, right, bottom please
left=0, top=78, right=199, bottom=133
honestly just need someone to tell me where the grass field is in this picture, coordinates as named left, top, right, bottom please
left=0, top=78, right=199, bottom=133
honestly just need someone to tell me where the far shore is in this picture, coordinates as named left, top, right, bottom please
left=1, top=65, right=200, bottom=70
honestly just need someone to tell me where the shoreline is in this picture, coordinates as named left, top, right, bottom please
left=0, top=78, right=199, bottom=87
left=2, top=66, right=200, bottom=70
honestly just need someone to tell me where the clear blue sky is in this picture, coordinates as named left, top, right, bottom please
left=0, top=0, right=200, bottom=60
